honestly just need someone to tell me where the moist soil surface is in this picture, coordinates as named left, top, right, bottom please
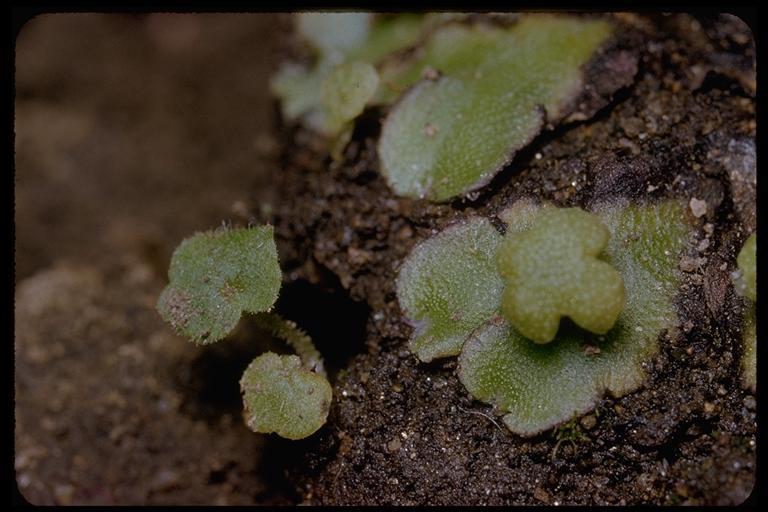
left=15, top=13, right=756, bottom=505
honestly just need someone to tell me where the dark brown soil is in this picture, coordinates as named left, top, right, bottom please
left=15, top=12, right=756, bottom=506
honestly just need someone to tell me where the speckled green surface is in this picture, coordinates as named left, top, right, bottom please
left=396, top=218, right=503, bottom=362
left=157, top=226, right=281, bottom=344
left=459, top=200, right=691, bottom=435
left=397, top=199, right=691, bottom=435
left=496, top=207, right=625, bottom=343
left=378, top=15, right=612, bottom=201
left=240, top=352, right=332, bottom=440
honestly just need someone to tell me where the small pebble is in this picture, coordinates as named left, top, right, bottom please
left=386, top=437, right=402, bottom=453
left=689, top=197, right=707, bottom=218
left=421, top=66, right=440, bottom=80
left=533, top=486, right=550, bottom=503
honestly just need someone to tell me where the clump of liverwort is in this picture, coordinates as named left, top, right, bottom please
left=397, top=199, right=692, bottom=435
left=378, top=15, right=615, bottom=201
left=273, top=13, right=635, bottom=202
left=157, top=226, right=331, bottom=440
left=733, top=232, right=756, bottom=391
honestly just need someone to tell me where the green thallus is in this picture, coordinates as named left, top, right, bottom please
left=397, top=199, right=691, bottom=435
left=274, top=13, right=622, bottom=202
left=157, top=226, right=331, bottom=440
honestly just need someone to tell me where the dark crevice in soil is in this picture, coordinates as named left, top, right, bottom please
left=174, top=327, right=269, bottom=423
left=174, top=276, right=370, bottom=423
left=274, top=277, right=370, bottom=381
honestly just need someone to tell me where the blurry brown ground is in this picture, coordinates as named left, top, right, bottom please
left=14, top=13, right=296, bottom=505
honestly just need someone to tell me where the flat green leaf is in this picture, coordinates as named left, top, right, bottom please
left=241, top=352, right=332, bottom=440
left=396, top=218, right=504, bottom=362
left=157, top=226, right=281, bottom=344
left=458, top=200, right=691, bottom=435
left=378, top=15, right=613, bottom=201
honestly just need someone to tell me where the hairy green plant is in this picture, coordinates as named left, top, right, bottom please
left=157, top=226, right=281, bottom=344
left=734, top=232, right=756, bottom=391
left=397, top=200, right=692, bottom=435
left=157, top=226, right=331, bottom=439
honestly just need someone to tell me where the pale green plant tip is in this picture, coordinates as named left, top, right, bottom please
left=378, top=15, right=613, bottom=201
left=320, top=61, right=380, bottom=136
left=241, top=352, right=332, bottom=440
left=156, top=226, right=281, bottom=345
left=273, top=14, right=426, bottom=133
left=496, top=207, right=625, bottom=344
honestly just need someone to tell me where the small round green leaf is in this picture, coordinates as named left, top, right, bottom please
left=396, top=218, right=504, bottom=362
left=240, top=352, right=332, bottom=440
left=157, top=226, right=281, bottom=344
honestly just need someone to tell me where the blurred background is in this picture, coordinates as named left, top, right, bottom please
left=16, top=13, right=290, bottom=282
left=14, top=13, right=304, bottom=505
